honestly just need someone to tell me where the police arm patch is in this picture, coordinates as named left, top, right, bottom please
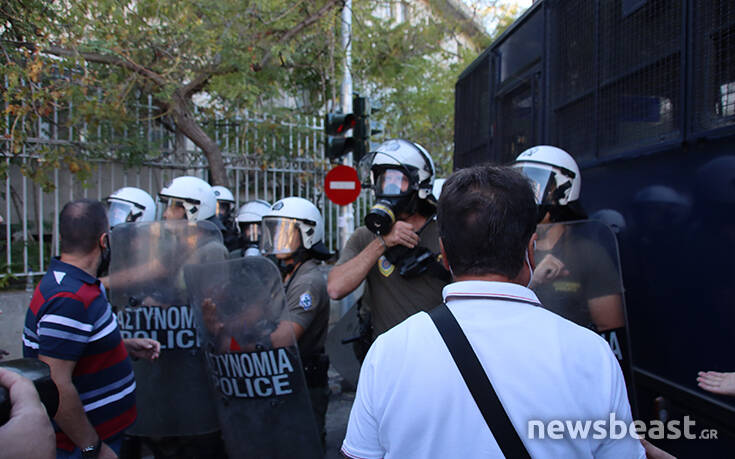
left=299, top=292, right=313, bottom=311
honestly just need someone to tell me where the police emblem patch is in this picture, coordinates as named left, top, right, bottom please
left=299, top=292, right=313, bottom=311
left=378, top=255, right=395, bottom=277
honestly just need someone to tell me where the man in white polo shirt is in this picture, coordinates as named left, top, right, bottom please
left=341, top=165, right=645, bottom=459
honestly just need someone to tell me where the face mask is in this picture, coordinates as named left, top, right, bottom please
left=97, top=234, right=111, bottom=278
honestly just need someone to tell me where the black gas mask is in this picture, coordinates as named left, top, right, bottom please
left=365, top=167, right=420, bottom=235
left=239, top=221, right=260, bottom=249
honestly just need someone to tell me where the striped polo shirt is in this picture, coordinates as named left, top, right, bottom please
left=23, top=257, right=137, bottom=451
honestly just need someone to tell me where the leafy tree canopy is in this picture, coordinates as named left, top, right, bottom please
left=1, top=0, right=523, bottom=185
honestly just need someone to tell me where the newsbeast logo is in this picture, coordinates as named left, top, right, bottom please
left=117, top=305, right=200, bottom=350
left=527, top=414, right=718, bottom=441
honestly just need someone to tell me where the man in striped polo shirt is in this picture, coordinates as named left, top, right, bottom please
left=23, top=199, right=160, bottom=458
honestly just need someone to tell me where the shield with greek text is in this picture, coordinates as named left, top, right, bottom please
left=109, top=220, right=227, bottom=436
left=184, top=256, right=322, bottom=459
left=531, top=219, right=635, bottom=411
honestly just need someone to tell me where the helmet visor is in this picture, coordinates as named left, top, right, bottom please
left=374, top=168, right=412, bottom=197
left=261, top=218, right=302, bottom=255
left=514, top=164, right=558, bottom=205
left=216, top=201, right=234, bottom=219
left=157, top=197, right=190, bottom=220
left=107, top=201, right=141, bottom=227
left=239, top=222, right=261, bottom=244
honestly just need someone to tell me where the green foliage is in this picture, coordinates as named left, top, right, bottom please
left=1, top=0, right=522, bottom=184
left=347, top=2, right=521, bottom=175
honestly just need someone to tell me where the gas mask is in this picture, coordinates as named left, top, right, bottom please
left=365, top=168, right=419, bottom=235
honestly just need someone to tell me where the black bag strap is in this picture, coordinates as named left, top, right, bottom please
left=428, top=303, right=531, bottom=459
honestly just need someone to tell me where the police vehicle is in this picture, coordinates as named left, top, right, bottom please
left=454, top=1, right=735, bottom=455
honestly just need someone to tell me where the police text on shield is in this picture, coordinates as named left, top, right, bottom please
left=117, top=305, right=200, bottom=350
left=206, top=349, right=295, bottom=398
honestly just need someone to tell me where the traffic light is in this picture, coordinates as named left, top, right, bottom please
left=353, top=96, right=369, bottom=162
left=324, top=95, right=384, bottom=161
left=325, top=112, right=356, bottom=160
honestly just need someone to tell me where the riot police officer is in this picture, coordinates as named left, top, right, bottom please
left=327, top=139, right=448, bottom=340
left=232, top=199, right=271, bottom=257
left=260, top=197, right=331, bottom=448
left=512, top=145, right=625, bottom=332
left=117, top=176, right=227, bottom=459
left=212, top=185, right=240, bottom=251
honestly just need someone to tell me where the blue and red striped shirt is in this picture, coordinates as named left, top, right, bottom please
left=23, top=257, right=137, bottom=451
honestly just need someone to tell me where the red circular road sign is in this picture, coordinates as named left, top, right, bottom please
left=324, top=165, right=362, bottom=206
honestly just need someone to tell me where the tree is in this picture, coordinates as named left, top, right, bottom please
left=2, top=0, right=343, bottom=187
left=348, top=1, right=522, bottom=175
left=1, top=0, right=524, bottom=187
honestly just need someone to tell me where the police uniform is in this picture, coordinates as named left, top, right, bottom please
left=337, top=219, right=448, bottom=337
left=532, top=224, right=620, bottom=330
left=282, top=258, right=330, bottom=446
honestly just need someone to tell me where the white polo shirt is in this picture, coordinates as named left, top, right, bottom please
left=342, top=281, right=645, bottom=459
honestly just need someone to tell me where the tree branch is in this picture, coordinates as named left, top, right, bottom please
left=43, top=45, right=168, bottom=87
left=253, top=0, right=342, bottom=71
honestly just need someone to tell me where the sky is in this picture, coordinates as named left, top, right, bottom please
left=460, top=0, right=535, bottom=35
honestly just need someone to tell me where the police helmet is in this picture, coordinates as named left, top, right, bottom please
left=105, top=187, right=156, bottom=228
left=158, top=176, right=217, bottom=221
left=261, top=197, right=329, bottom=258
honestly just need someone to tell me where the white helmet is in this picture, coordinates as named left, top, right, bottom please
left=432, top=178, right=446, bottom=201
left=158, top=176, right=217, bottom=221
left=212, top=186, right=235, bottom=203
left=361, top=139, right=435, bottom=200
left=236, top=200, right=272, bottom=224
left=261, top=197, right=327, bottom=256
left=236, top=199, right=271, bottom=246
left=513, top=145, right=581, bottom=206
left=212, top=185, right=236, bottom=221
left=106, top=187, right=156, bottom=227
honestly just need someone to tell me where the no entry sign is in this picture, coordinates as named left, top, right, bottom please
left=324, top=165, right=362, bottom=206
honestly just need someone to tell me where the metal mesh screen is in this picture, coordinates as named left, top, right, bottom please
left=498, top=80, right=536, bottom=163
left=598, top=0, right=682, bottom=83
left=549, top=0, right=596, bottom=158
left=555, top=95, right=596, bottom=161
left=691, top=0, right=735, bottom=133
left=550, top=0, right=596, bottom=108
left=549, top=0, right=683, bottom=159
left=454, top=54, right=491, bottom=169
left=598, top=55, right=681, bottom=156
left=597, top=1, right=682, bottom=156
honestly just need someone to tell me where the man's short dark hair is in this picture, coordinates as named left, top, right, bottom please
left=59, top=199, right=109, bottom=255
left=438, top=165, right=537, bottom=278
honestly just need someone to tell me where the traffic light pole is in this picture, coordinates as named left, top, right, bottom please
left=338, top=0, right=355, bottom=250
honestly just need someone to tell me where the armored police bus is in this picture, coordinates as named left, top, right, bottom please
left=454, top=1, right=735, bottom=455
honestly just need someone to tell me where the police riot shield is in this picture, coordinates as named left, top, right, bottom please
left=184, top=256, right=322, bottom=459
left=109, top=220, right=227, bottom=436
left=531, top=219, right=635, bottom=408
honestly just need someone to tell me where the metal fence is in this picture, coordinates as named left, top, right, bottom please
left=1, top=107, right=372, bottom=282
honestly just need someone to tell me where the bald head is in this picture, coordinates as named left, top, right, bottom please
left=59, top=199, right=109, bottom=255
